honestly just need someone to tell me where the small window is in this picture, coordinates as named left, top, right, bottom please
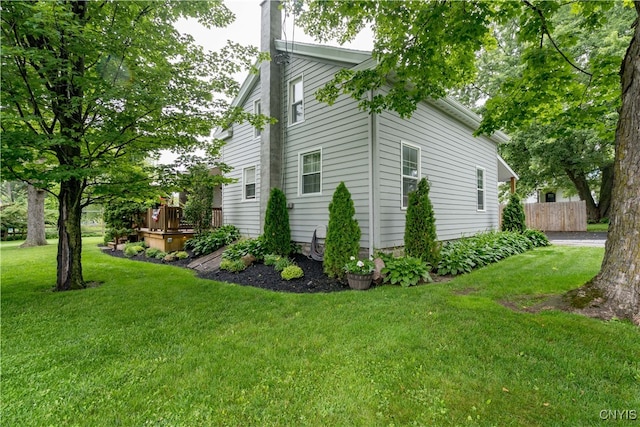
left=243, top=166, right=256, bottom=200
left=545, top=192, right=556, bottom=203
left=401, top=142, right=420, bottom=208
left=254, top=100, right=261, bottom=139
left=476, top=167, right=485, bottom=211
left=300, top=150, right=321, bottom=195
left=289, top=76, right=304, bottom=124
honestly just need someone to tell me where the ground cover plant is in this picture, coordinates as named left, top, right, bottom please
left=2, top=239, right=638, bottom=426
left=184, top=224, right=240, bottom=257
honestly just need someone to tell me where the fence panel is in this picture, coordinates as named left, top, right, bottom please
left=500, top=201, right=587, bottom=232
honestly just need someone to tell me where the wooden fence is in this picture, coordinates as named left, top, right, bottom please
left=500, top=201, right=587, bottom=232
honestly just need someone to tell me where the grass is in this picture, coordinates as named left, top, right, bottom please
left=587, top=223, right=609, bottom=232
left=2, top=239, right=638, bottom=426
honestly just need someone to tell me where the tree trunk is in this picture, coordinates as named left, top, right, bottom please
left=56, top=178, right=85, bottom=291
left=19, top=184, right=48, bottom=248
left=565, top=168, right=601, bottom=221
left=597, top=163, right=613, bottom=220
left=590, top=4, right=640, bottom=325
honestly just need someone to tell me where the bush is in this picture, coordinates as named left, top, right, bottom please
left=164, top=253, right=176, bottom=262
left=175, top=251, right=189, bottom=260
left=222, top=236, right=267, bottom=261
left=324, top=182, right=361, bottom=280
left=154, top=250, right=167, bottom=260
left=437, top=231, right=534, bottom=276
left=124, top=245, right=145, bottom=257
left=274, top=257, right=294, bottom=272
left=404, top=178, right=440, bottom=268
left=263, top=188, right=292, bottom=256
left=220, top=258, right=247, bottom=273
left=502, top=193, right=526, bottom=233
left=281, top=265, right=304, bottom=280
left=523, top=229, right=550, bottom=247
left=381, top=256, right=432, bottom=287
left=145, top=247, right=161, bottom=258
left=185, top=225, right=240, bottom=257
left=264, top=254, right=281, bottom=266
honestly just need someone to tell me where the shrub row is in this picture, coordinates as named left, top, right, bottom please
left=185, top=225, right=240, bottom=257
left=123, top=242, right=188, bottom=262
left=437, top=230, right=550, bottom=276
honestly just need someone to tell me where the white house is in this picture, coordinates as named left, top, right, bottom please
left=217, top=0, right=517, bottom=254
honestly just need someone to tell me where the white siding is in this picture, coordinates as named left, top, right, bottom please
left=221, top=82, right=262, bottom=237
left=281, top=56, right=371, bottom=248
left=376, top=97, right=500, bottom=247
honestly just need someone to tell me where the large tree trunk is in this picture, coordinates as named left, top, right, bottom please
left=565, top=168, right=601, bottom=222
left=590, top=4, right=640, bottom=325
left=598, top=163, right=613, bottom=220
left=56, top=178, right=85, bottom=291
left=19, top=184, right=48, bottom=248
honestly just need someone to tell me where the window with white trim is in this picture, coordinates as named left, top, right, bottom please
left=243, top=166, right=256, bottom=200
left=401, top=142, right=420, bottom=208
left=300, top=150, right=321, bottom=195
left=289, top=76, right=304, bottom=124
left=254, top=100, right=261, bottom=139
left=476, top=167, right=485, bottom=211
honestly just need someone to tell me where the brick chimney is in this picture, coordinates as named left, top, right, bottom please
left=259, top=0, right=283, bottom=230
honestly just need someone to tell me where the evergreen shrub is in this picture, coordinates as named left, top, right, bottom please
left=263, top=188, right=291, bottom=256
left=404, top=178, right=440, bottom=268
left=324, top=182, right=361, bottom=280
left=502, top=193, right=526, bottom=233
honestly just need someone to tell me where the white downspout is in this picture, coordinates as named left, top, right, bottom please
left=368, top=89, right=375, bottom=257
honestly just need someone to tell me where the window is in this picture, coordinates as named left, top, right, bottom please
left=254, top=100, right=261, bottom=139
left=476, top=167, right=485, bottom=211
left=243, top=166, right=256, bottom=200
left=401, top=142, right=420, bottom=208
left=300, top=150, right=321, bottom=195
left=289, top=76, right=304, bottom=124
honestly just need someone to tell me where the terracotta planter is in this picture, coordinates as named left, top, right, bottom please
left=346, top=272, right=373, bottom=290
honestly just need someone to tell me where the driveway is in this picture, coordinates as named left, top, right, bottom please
left=544, top=231, right=607, bottom=247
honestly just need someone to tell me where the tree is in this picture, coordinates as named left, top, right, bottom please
left=20, top=184, right=48, bottom=247
left=404, top=178, right=439, bottom=268
left=502, top=193, right=526, bottom=234
left=263, top=188, right=292, bottom=256
left=1, top=1, right=261, bottom=290
left=294, top=0, right=639, bottom=323
left=324, top=182, right=361, bottom=280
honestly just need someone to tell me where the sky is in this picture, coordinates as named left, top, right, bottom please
left=161, top=1, right=372, bottom=164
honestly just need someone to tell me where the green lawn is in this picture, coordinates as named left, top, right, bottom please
left=587, top=223, right=610, bottom=232
left=1, top=239, right=638, bottom=426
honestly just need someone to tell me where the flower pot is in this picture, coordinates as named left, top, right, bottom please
left=346, top=272, right=373, bottom=290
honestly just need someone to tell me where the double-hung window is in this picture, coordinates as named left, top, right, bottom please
left=476, top=167, right=485, bottom=211
left=243, top=166, right=256, bottom=200
left=289, top=76, right=304, bottom=124
left=254, top=100, right=261, bottom=139
left=300, top=149, right=321, bottom=195
left=401, top=142, right=420, bottom=208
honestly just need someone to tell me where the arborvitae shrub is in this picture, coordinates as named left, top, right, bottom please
left=404, top=178, right=440, bottom=267
left=324, top=182, right=361, bottom=280
left=263, top=188, right=291, bottom=256
left=502, top=193, right=526, bottom=233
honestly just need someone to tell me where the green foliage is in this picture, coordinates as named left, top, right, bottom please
left=502, top=193, right=526, bottom=233
left=381, top=256, right=432, bottom=287
left=274, top=257, right=295, bottom=273
left=437, top=231, right=536, bottom=276
left=219, top=258, right=247, bottom=273
left=344, top=256, right=375, bottom=275
left=324, top=182, right=361, bottom=280
left=522, top=229, right=551, bottom=247
left=185, top=225, right=240, bottom=257
left=103, top=201, right=148, bottom=244
left=222, top=236, right=266, bottom=261
left=404, top=178, right=440, bottom=267
left=145, top=248, right=161, bottom=259
left=281, top=265, right=304, bottom=280
left=124, top=245, right=145, bottom=258
left=264, top=254, right=281, bottom=266
left=175, top=251, right=189, bottom=260
left=263, top=188, right=292, bottom=256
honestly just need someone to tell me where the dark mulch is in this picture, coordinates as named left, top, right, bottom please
left=101, top=247, right=349, bottom=293
left=198, top=253, right=350, bottom=293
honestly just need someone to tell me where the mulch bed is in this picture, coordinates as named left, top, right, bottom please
left=101, top=247, right=350, bottom=293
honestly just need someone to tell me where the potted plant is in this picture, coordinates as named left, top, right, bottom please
left=344, top=256, right=375, bottom=290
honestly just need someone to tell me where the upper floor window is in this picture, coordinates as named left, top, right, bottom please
left=289, top=76, right=304, bottom=125
left=243, top=166, right=256, bottom=200
left=254, top=100, right=261, bottom=139
left=476, top=167, right=485, bottom=211
left=300, top=149, right=321, bottom=195
left=401, top=142, right=420, bottom=208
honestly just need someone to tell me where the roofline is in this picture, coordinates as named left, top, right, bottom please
left=274, top=40, right=370, bottom=65
left=498, top=154, right=519, bottom=180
